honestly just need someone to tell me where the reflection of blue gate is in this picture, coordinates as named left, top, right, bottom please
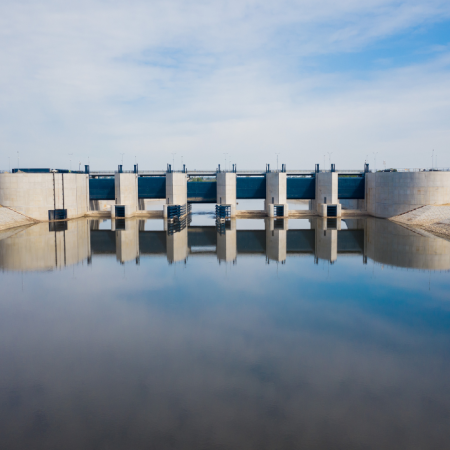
left=236, top=177, right=266, bottom=199
left=338, top=176, right=365, bottom=199
left=287, top=177, right=315, bottom=199
left=216, top=219, right=231, bottom=235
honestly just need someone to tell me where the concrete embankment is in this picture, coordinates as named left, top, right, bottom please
left=391, top=205, right=450, bottom=240
left=0, top=205, right=37, bottom=232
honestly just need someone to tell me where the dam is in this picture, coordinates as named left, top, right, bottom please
left=0, top=164, right=449, bottom=224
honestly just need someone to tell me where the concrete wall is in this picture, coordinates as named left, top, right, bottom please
left=314, top=172, right=338, bottom=213
left=266, top=172, right=287, bottom=205
left=366, top=172, right=450, bottom=218
left=166, top=173, right=188, bottom=205
left=0, top=205, right=36, bottom=231
left=0, top=173, right=89, bottom=221
left=339, top=199, right=366, bottom=211
left=217, top=173, right=236, bottom=216
left=0, top=219, right=90, bottom=272
left=115, top=173, right=138, bottom=216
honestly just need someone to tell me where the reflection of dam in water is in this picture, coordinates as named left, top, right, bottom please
left=1, top=216, right=449, bottom=272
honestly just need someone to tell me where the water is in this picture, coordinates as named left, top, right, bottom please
left=1, top=212, right=450, bottom=449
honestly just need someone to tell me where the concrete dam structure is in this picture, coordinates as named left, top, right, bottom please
left=0, top=165, right=449, bottom=227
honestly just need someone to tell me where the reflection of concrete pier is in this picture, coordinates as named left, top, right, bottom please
left=217, top=219, right=237, bottom=262
left=113, top=219, right=140, bottom=264
left=315, top=218, right=339, bottom=263
left=167, top=221, right=188, bottom=263
left=266, top=218, right=287, bottom=262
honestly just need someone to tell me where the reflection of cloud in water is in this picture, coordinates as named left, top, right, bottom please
left=0, top=254, right=449, bottom=448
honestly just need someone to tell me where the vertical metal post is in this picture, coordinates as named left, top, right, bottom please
left=85, top=165, right=90, bottom=174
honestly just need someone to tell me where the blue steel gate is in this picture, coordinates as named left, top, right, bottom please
left=338, top=176, right=365, bottom=199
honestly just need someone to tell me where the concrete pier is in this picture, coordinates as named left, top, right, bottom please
left=217, top=172, right=237, bottom=217
left=266, top=172, right=288, bottom=217
left=164, top=172, right=188, bottom=218
left=114, top=173, right=138, bottom=217
left=314, top=172, right=341, bottom=217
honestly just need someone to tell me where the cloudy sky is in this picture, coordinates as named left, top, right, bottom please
left=1, top=0, right=449, bottom=171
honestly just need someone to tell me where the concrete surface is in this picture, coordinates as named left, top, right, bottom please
left=0, top=172, right=89, bottom=221
left=0, top=205, right=37, bottom=231
left=166, top=173, right=188, bottom=205
left=115, top=173, right=138, bottom=216
left=366, top=171, right=450, bottom=218
left=217, top=173, right=236, bottom=217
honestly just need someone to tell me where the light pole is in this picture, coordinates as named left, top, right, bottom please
left=373, top=152, right=378, bottom=171
left=432, top=149, right=434, bottom=169
left=223, top=153, right=228, bottom=171
left=327, top=152, right=333, bottom=168
left=119, top=153, right=125, bottom=166
left=68, top=153, right=73, bottom=171
left=275, top=153, right=280, bottom=171
left=171, top=153, right=176, bottom=170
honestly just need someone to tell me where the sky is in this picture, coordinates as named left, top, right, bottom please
left=1, top=0, right=450, bottom=171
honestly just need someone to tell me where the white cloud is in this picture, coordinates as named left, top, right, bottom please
left=0, top=0, right=449, bottom=170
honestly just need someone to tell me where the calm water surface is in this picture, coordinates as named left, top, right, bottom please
left=0, top=212, right=450, bottom=449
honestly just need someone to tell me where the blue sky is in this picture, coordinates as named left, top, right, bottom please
left=0, top=0, right=449, bottom=171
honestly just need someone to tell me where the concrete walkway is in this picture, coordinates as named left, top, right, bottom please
left=0, top=205, right=37, bottom=231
